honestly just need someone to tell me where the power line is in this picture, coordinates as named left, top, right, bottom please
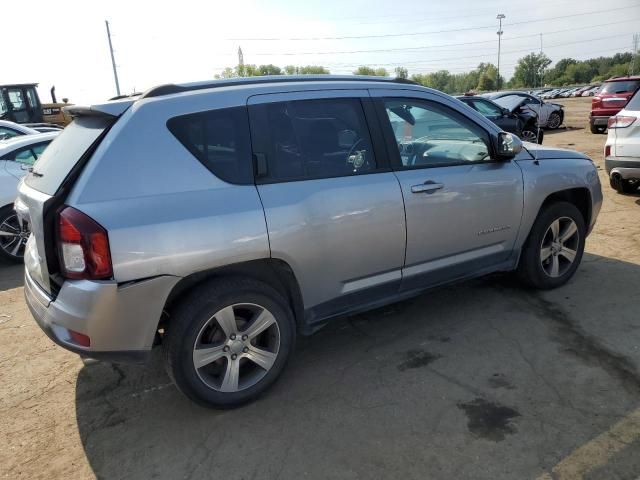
left=230, top=4, right=640, bottom=41
left=247, top=18, right=640, bottom=56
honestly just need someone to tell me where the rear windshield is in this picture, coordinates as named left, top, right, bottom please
left=25, top=116, right=111, bottom=195
left=626, top=89, right=640, bottom=111
left=600, top=80, right=640, bottom=94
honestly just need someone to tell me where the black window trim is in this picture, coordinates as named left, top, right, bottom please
left=250, top=96, right=392, bottom=185
left=373, top=96, right=500, bottom=171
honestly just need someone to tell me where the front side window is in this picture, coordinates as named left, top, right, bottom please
left=12, top=147, right=37, bottom=165
left=167, top=106, right=253, bottom=184
left=471, top=99, right=503, bottom=116
left=7, top=89, right=25, bottom=111
left=383, top=99, right=490, bottom=168
left=250, top=98, right=376, bottom=181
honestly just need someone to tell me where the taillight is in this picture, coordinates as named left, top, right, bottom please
left=607, top=116, right=636, bottom=128
left=605, top=145, right=611, bottom=157
left=57, top=207, right=112, bottom=280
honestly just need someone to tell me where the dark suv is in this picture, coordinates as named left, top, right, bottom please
left=590, top=76, right=640, bottom=134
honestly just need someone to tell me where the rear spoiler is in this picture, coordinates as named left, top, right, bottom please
left=64, top=98, right=135, bottom=118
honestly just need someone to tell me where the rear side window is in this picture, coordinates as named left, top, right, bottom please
left=249, top=98, right=376, bottom=182
left=601, top=80, right=640, bottom=94
left=626, top=89, right=640, bottom=111
left=26, top=117, right=112, bottom=195
left=167, top=107, right=253, bottom=184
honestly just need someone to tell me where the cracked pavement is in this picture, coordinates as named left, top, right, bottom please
left=1, top=97, right=639, bottom=479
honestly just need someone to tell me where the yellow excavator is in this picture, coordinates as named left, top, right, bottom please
left=0, top=83, right=72, bottom=128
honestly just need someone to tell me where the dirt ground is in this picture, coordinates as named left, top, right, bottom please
left=1, top=97, right=639, bottom=480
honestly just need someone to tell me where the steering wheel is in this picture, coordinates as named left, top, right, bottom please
left=346, top=138, right=367, bottom=171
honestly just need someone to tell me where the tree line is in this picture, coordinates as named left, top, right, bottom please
left=214, top=51, right=636, bottom=94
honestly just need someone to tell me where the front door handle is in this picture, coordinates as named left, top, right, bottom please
left=411, top=182, right=444, bottom=194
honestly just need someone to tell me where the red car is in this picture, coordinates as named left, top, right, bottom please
left=590, top=76, right=640, bottom=134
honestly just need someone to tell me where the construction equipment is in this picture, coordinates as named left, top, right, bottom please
left=0, top=83, right=72, bottom=127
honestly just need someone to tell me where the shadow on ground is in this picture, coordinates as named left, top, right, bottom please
left=0, top=262, right=24, bottom=291
left=75, top=253, right=640, bottom=480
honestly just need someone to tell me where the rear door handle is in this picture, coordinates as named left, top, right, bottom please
left=411, top=182, right=444, bottom=194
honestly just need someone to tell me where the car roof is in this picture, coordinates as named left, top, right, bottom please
left=0, top=131, right=59, bottom=154
left=604, top=76, right=640, bottom=82
left=0, top=120, right=39, bottom=135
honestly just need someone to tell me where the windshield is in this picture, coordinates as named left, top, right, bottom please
left=600, top=80, right=640, bottom=94
left=25, top=116, right=112, bottom=195
left=493, top=95, right=524, bottom=112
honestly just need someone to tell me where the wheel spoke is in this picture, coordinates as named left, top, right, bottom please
left=214, top=306, right=237, bottom=338
left=245, top=347, right=277, bottom=371
left=559, top=247, right=576, bottom=263
left=220, top=359, right=240, bottom=392
left=0, top=230, right=19, bottom=237
left=10, top=238, right=22, bottom=256
left=550, top=219, right=560, bottom=241
left=540, top=246, right=552, bottom=262
left=550, top=255, right=560, bottom=276
left=193, top=344, right=226, bottom=369
left=244, top=309, right=276, bottom=340
left=559, top=222, right=577, bottom=243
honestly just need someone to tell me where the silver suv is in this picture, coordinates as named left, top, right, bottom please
left=17, top=76, right=602, bottom=408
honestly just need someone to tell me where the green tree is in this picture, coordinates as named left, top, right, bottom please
left=395, top=67, right=409, bottom=79
left=511, top=53, right=552, bottom=88
left=284, top=65, right=297, bottom=75
left=257, top=64, right=282, bottom=76
left=353, top=66, right=388, bottom=76
left=297, top=65, right=330, bottom=74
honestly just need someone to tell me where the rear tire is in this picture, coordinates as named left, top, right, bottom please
left=589, top=121, right=606, bottom=134
left=163, top=277, right=296, bottom=409
left=517, top=202, right=586, bottom=290
left=0, top=205, right=28, bottom=264
left=610, top=175, right=638, bottom=194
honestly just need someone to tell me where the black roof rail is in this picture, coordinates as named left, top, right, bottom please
left=140, top=75, right=420, bottom=99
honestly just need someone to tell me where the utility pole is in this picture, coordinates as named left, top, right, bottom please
left=105, top=20, right=121, bottom=96
left=630, top=34, right=639, bottom=76
left=238, top=46, right=244, bottom=76
left=539, top=33, right=544, bottom=88
left=496, top=14, right=505, bottom=91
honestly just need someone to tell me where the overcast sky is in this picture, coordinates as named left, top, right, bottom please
left=4, top=0, right=639, bottom=103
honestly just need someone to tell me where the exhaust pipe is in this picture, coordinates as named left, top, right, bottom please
left=50, top=86, right=57, bottom=103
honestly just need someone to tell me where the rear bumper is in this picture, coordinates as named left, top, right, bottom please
left=24, top=269, right=179, bottom=364
left=605, top=157, right=640, bottom=179
left=590, top=116, right=610, bottom=127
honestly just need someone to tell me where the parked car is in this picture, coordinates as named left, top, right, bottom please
left=0, top=132, right=58, bottom=262
left=571, top=86, right=591, bottom=97
left=590, top=76, right=640, bottom=134
left=0, top=120, right=39, bottom=140
left=17, top=76, right=602, bottom=408
left=484, top=91, right=564, bottom=129
left=457, top=95, right=543, bottom=143
left=582, top=86, right=600, bottom=97
left=604, top=88, right=640, bottom=193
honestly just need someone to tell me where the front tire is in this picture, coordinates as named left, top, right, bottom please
left=517, top=202, right=586, bottom=289
left=547, top=112, right=562, bottom=129
left=163, top=278, right=296, bottom=408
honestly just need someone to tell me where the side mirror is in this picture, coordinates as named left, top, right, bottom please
left=501, top=108, right=510, bottom=116
left=496, top=132, right=523, bottom=160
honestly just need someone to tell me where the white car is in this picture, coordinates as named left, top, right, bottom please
left=0, top=132, right=59, bottom=261
left=0, top=120, right=39, bottom=140
left=605, top=89, right=640, bottom=193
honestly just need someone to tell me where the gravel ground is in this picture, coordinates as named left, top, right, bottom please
left=1, top=97, right=639, bottom=480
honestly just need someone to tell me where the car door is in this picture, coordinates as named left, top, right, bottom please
left=248, top=90, right=406, bottom=323
left=371, top=89, right=524, bottom=291
left=520, top=95, right=550, bottom=126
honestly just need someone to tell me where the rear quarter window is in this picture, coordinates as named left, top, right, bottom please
left=626, top=89, right=640, bottom=111
left=167, top=106, right=253, bottom=184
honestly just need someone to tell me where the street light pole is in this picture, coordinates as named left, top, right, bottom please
left=496, top=14, right=505, bottom=91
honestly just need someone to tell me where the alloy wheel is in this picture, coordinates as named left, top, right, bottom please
left=547, top=113, right=561, bottom=129
left=539, top=216, right=579, bottom=278
left=0, top=212, right=29, bottom=259
left=521, top=130, right=538, bottom=143
left=192, top=303, right=281, bottom=392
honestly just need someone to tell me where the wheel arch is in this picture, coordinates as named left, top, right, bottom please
left=159, top=258, right=305, bottom=339
left=539, top=187, right=591, bottom=228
